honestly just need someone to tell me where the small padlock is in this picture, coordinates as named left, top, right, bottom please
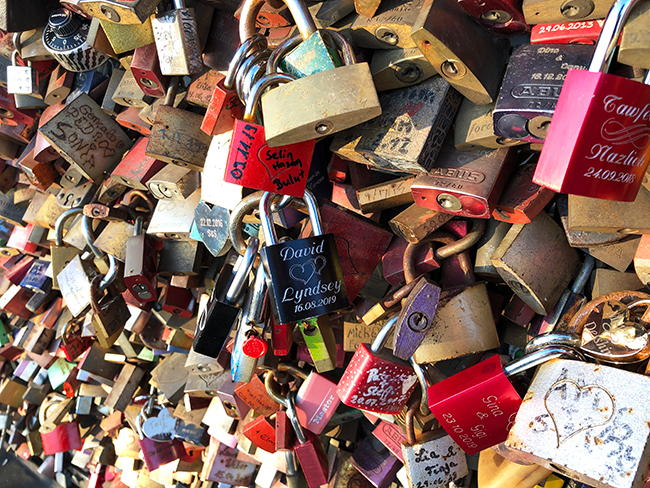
left=60, top=317, right=93, bottom=362
left=7, top=37, right=39, bottom=96
left=336, top=315, right=418, bottom=414
left=533, top=0, right=650, bottom=201
left=223, top=72, right=317, bottom=197
left=151, top=0, right=203, bottom=76
left=458, top=0, right=530, bottom=36
left=261, top=30, right=382, bottom=147
left=135, top=397, right=186, bottom=472
left=429, top=345, right=583, bottom=455
left=193, top=237, right=258, bottom=358
left=401, top=393, right=468, bottom=488
left=259, top=190, right=350, bottom=324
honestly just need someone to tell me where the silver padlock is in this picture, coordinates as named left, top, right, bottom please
left=7, top=34, right=39, bottom=96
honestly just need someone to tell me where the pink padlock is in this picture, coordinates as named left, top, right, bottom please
left=278, top=363, right=340, bottom=435
left=41, top=422, right=82, bottom=455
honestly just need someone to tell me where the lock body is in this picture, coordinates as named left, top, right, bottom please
left=411, top=145, right=516, bottom=219
left=534, top=69, right=650, bottom=201
left=506, top=359, right=650, bottom=488
left=402, top=432, right=468, bottom=488
left=493, top=161, right=555, bottom=223
left=457, top=0, right=529, bottom=36
left=530, top=19, right=603, bottom=44
left=522, top=0, right=614, bottom=25
left=261, top=234, right=349, bottom=324
left=330, top=76, right=461, bottom=174
left=336, top=344, right=417, bottom=414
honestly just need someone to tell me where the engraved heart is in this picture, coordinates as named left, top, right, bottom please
left=289, top=261, right=316, bottom=285
left=310, top=255, right=327, bottom=275
left=142, top=408, right=179, bottom=442
left=544, top=379, right=615, bottom=447
left=194, top=201, right=230, bottom=257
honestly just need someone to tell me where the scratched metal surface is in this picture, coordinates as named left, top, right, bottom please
left=506, top=359, right=650, bottom=488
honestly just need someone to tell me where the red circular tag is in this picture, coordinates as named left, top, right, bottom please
left=242, top=336, right=268, bottom=358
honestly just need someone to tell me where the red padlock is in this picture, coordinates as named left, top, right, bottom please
left=428, top=347, right=581, bottom=455
left=201, top=71, right=244, bottom=136
left=224, top=68, right=315, bottom=197
left=533, top=0, right=650, bottom=202
left=457, top=0, right=529, bottom=36
left=336, top=316, right=418, bottom=414
left=41, top=422, right=82, bottom=455
left=531, top=19, right=604, bottom=45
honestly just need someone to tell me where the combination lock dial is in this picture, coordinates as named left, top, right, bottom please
left=43, top=9, right=109, bottom=72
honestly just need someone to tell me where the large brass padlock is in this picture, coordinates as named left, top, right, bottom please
left=261, top=30, right=381, bottom=146
left=89, top=275, right=130, bottom=348
left=411, top=0, right=509, bottom=105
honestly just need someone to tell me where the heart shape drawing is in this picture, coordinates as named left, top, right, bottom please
left=142, top=408, right=179, bottom=442
left=289, top=261, right=316, bottom=285
left=194, top=201, right=230, bottom=257
left=258, top=144, right=304, bottom=187
left=544, top=379, right=615, bottom=447
left=310, top=255, right=327, bottom=275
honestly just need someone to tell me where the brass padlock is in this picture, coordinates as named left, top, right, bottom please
left=330, top=75, right=461, bottom=173
left=522, top=0, right=614, bottom=25
left=411, top=0, right=509, bottom=105
left=454, top=98, right=525, bottom=151
left=152, top=0, right=204, bottom=76
left=492, top=211, right=580, bottom=315
left=370, top=47, right=438, bottom=92
left=350, top=0, right=424, bottom=49
left=261, top=30, right=381, bottom=146
left=145, top=79, right=212, bottom=172
left=78, top=0, right=160, bottom=24
left=39, top=93, right=133, bottom=184
left=90, top=274, right=130, bottom=349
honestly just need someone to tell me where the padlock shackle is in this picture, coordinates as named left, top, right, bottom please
left=589, top=0, right=644, bottom=73
left=239, top=0, right=317, bottom=48
left=245, top=262, right=268, bottom=326
left=263, top=370, right=289, bottom=408
left=371, top=315, right=398, bottom=353
left=164, top=77, right=181, bottom=107
left=563, top=290, right=650, bottom=334
left=230, top=191, right=308, bottom=255
left=81, top=215, right=105, bottom=259
left=324, top=30, right=356, bottom=65
left=286, top=390, right=308, bottom=445
left=12, top=33, right=22, bottom=58
left=225, top=34, right=267, bottom=90
left=225, top=236, right=259, bottom=303
left=267, top=35, right=303, bottom=75
left=278, top=362, right=309, bottom=380
left=260, top=189, right=322, bottom=246
left=405, top=393, right=420, bottom=445
left=173, top=0, right=185, bottom=9
left=525, top=333, right=581, bottom=355
left=410, top=358, right=431, bottom=417
left=122, top=189, right=155, bottom=217
left=244, top=73, right=295, bottom=123
left=241, top=59, right=268, bottom=103
left=403, top=231, right=475, bottom=284
left=237, top=48, right=272, bottom=104
left=55, top=208, right=84, bottom=246
left=502, top=346, right=585, bottom=377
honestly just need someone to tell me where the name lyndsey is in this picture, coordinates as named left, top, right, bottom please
left=281, top=280, right=342, bottom=305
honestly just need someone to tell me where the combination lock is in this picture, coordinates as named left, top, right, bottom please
left=42, top=8, right=110, bottom=72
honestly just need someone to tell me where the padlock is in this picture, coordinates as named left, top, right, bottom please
left=262, top=31, right=381, bottom=147
left=147, top=164, right=201, bottom=201
left=7, top=39, right=39, bottom=97
left=349, top=0, right=423, bottom=49
left=90, top=271, right=130, bottom=349
left=124, top=216, right=158, bottom=304
left=330, top=75, right=461, bottom=174
left=454, top=99, right=526, bottom=151
left=493, top=159, right=556, bottom=223
left=391, top=235, right=442, bottom=361
left=224, top=73, right=317, bottom=197
left=145, top=79, right=212, bottom=172
left=411, top=0, right=510, bottom=106
left=231, top=264, right=269, bottom=382
left=336, top=315, right=418, bottom=414
left=429, top=345, right=583, bottom=455
left=112, top=69, right=154, bottom=108
left=493, top=44, right=593, bottom=144
left=200, top=71, right=243, bottom=137
left=370, top=48, right=438, bottom=92
left=152, top=0, right=203, bottom=76
left=522, top=0, right=614, bottom=24
left=193, top=237, right=258, bottom=358
left=60, top=318, right=94, bottom=362
left=530, top=19, right=603, bottom=44
left=42, top=9, right=111, bottom=73
left=458, top=0, right=530, bottom=36
left=350, top=434, right=403, bottom=488
left=259, top=190, right=349, bottom=324
left=135, top=399, right=186, bottom=472
left=411, top=137, right=517, bottom=219
left=401, top=394, right=468, bottom=488
left=78, top=0, right=160, bottom=24
left=282, top=384, right=330, bottom=488
left=39, top=93, right=133, bottom=184
left=242, top=412, right=278, bottom=453
left=533, top=0, right=650, bottom=201
left=277, top=363, right=340, bottom=435
left=506, top=356, right=650, bottom=488
left=492, top=211, right=581, bottom=315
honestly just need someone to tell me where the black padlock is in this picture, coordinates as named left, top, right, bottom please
left=192, top=237, right=258, bottom=358
left=259, top=190, right=350, bottom=325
